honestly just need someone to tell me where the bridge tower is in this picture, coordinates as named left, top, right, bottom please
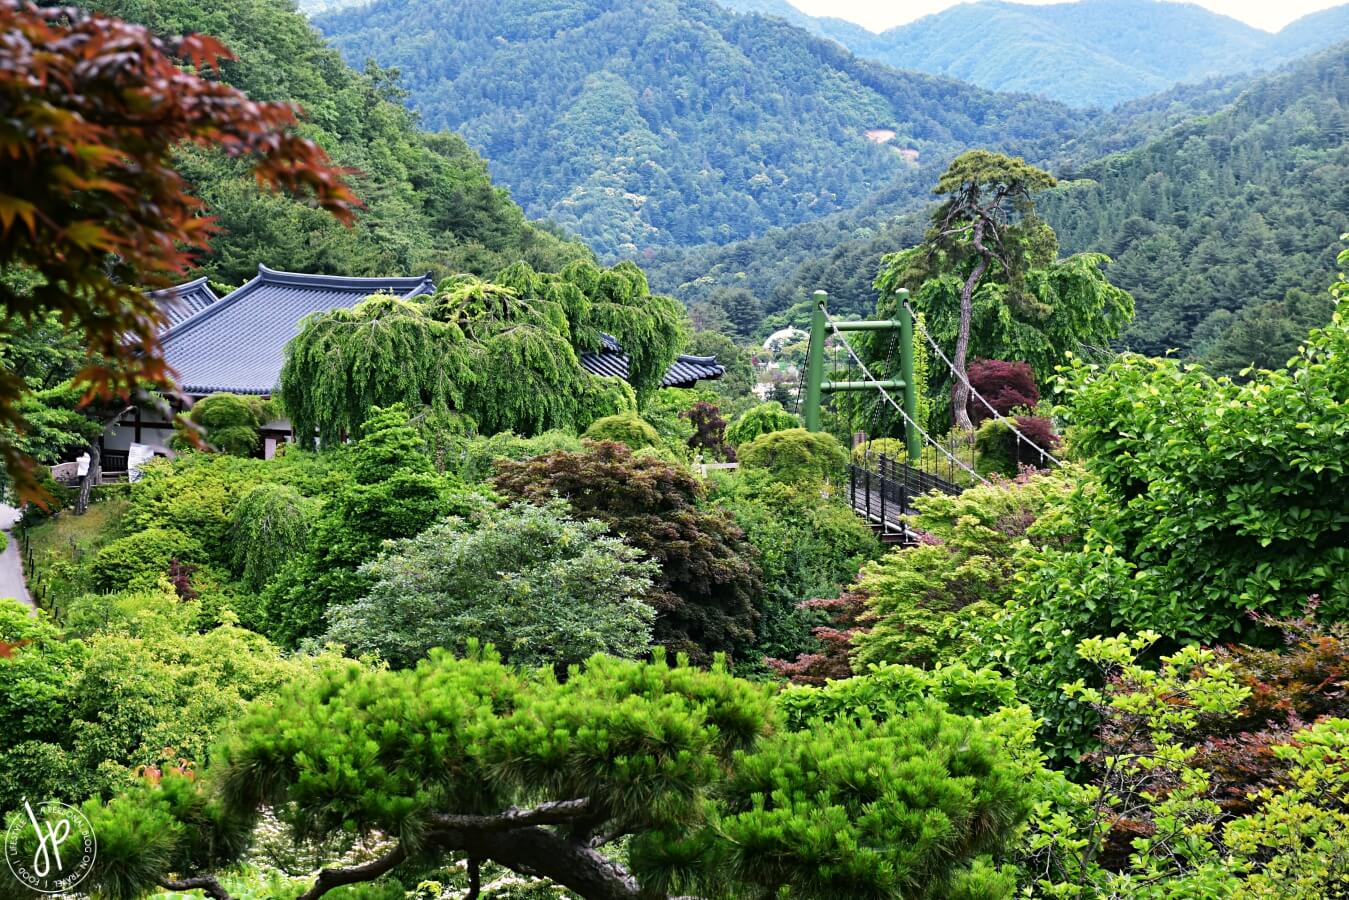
left=802, top=289, right=921, bottom=463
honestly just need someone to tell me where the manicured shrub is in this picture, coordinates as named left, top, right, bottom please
left=90, top=527, right=204, bottom=592
left=736, top=427, right=847, bottom=487
left=724, top=401, right=798, bottom=447
left=582, top=412, right=662, bottom=451
left=173, top=392, right=277, bottom=458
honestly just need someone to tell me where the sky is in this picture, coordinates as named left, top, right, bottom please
left=785, top=0, right=1343, bottom=32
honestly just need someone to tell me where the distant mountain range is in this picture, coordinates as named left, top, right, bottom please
left=315, top=0, right=1086, bottom=257
left=720, top=0, right=1349, bottom=107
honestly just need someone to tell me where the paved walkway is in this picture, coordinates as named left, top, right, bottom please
left=0, top=503, right=34, bottom=612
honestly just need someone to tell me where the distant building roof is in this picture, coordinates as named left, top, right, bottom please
left=580, top=335, right=726, bottom=389
left=155, top=266, right=724, bottom=397
left=763, top=327, right=807, bottom=351
left=148, top=276, right=220, bottom=331
left=160, top=265, right=435, bottom=396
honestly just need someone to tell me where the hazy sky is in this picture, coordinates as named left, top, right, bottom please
left=786, top=0, right=1343, bottom=32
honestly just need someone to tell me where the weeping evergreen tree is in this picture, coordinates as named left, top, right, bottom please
left=278, top=261, right=686, bottom=443
left=278, top=295, right=474, bottom=447
left=228, top=483, right=314, bottom=592
left=563, top=259, right=687, bottom=402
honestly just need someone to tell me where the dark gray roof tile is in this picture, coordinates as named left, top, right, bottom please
left=161, top=265, right=435, bottom=396
left=148, top=276, right=220, bottom=331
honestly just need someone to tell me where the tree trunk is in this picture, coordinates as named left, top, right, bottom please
left=951, top=255, right=986, bottom=432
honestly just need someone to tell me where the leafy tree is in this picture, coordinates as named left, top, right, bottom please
left=851, top=471, right=1070, bottom=673
left=765, top=589, right=870, bottom=686
left=582, top=413, right=662, bottom=452
left=0, top=0, right=356, bottom=496
left=875, top=153, right=1133, bottom=429
left=724, top=401, right=799, bottom=448
left=173, top=393, right=277, bottom=457
left=279, top=262, right=682, bottom=443
left=1010, top=246, right=1349, bottom=758
left=0, top=594, right=340, bottom=811
left=279, top=296, right=474, bottom=448
left=736, top=428, right=848, bottom=488
left=260, top=406, right=482, bottom=645
left=79, top=650, right=1034, bottom=900
left=1026, top=630, right=1349, bottom=896
left=684, top=331, right=755, bottom=405
left=879, top=152, right=1057, bottom=429
left=322, top=502, right=656, bottom=670
left=683, top=401, right=731, bottom=459
left=493, top=442, right=760, bottom=663
left=717, top=475, right=879, bottom=669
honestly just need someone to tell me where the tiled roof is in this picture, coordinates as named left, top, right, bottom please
left=160, top=265, right=435, bottom=396
left=157, top=268, right=723, bottom=397
left=580, top=335, right=726, bottom=388
left=148, top=276, right=220, bottom=331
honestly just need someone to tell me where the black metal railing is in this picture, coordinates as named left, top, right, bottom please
left=877, top=453, right=962, bottom=497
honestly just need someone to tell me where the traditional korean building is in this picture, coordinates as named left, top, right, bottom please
left=100, top=265, right=723, bottom=474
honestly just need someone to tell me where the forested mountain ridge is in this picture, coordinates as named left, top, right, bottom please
left=81, top=0, right=589, bottom=287
left=647, top=42, right=1349, bottom=369
left=314, top=0, right=1087, bottom=258
left=721, top=0, right=1349, bottom=108
left=1043, top=40, right=1349, bottom=361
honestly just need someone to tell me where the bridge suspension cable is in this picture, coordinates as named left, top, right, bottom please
left=900, top=299, right=1064, bottom=468
left=819, top=303, right=991, bottom=487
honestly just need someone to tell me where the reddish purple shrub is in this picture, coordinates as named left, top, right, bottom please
left=968, top=359, right=1039, bottom=425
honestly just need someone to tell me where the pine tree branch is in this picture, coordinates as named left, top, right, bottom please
left=428, top=798, right=592, bottom=833
left=158, top=876, right=234, bottom=900
left=294, top=844, right=408, bottom=900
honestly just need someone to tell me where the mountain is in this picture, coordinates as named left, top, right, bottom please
left=314, top=0, right=1087, bottom=258
left=648, top=42, right=1349, bottom=370
left=719, top=0, right=1349, bottom=108
left=81, top=0, right=588, bottom=287
left=1042, top=41, right=1349, bottom=358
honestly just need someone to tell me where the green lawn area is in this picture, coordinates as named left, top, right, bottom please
left=25, top=495, right=129, bottom=616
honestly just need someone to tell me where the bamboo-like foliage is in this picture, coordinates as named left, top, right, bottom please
left=279, top=261, right=686, bottom=444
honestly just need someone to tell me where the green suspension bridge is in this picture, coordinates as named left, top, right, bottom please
left=799, top=288, right=1062, bottom=544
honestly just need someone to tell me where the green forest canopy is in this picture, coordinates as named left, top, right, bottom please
left=82, top=0, right=590, bottom=288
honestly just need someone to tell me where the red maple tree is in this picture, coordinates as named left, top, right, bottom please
left=0, top=0, right=359, bottom=496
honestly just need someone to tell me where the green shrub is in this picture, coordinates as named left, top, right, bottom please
left=229, top=483, right=315, bottom=592
left=724, top=400, right=799, bottom=447
left=448, top=430, right=584, bottom=484
left=737, top=428, right=847, bottom=486
left=779, top=663, right=1019, bottom=729
left=89, top=527, right=204, bottom=592
left=322, top=501, right=656, bottom=669
left=173, top=392, right=277, bottom=458
left=575, top=374, right=637, bottom=431
left=582, top=412, right=662, bottom=451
